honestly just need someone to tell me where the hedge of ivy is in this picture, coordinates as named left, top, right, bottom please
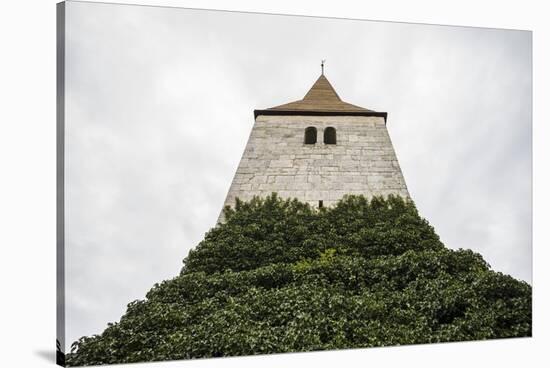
left=66, top=194, right=531, bottom=366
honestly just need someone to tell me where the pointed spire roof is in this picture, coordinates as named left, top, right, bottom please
left=268, top=74, right=373, bottom=113
left=254, top=74, right=387, bottom=121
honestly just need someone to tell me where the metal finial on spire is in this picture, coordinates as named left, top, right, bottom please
left=321, top=59, right=326, bottom=75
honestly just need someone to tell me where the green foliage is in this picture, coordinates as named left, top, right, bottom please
left=66, top=194, right=531, bottom=366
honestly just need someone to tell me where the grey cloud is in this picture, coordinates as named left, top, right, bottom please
left=64, top=1, right=532, bottom=350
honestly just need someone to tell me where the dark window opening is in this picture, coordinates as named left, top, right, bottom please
left=324, top=127, right=336, bottom=144
left=319, top=200, right=323, bottom=208
left=304, top=127, right=317, bottom=144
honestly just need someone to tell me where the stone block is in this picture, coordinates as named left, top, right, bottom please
left=269, top=160, right=293, bottom=168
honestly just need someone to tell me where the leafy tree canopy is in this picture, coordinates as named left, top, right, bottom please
left=66, top=194, right=531, bottom=366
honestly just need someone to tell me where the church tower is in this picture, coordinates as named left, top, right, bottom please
left=220, top=71, right=409, bottom=217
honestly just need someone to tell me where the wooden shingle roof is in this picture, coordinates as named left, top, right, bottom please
left=254, top=74, right=387, bottom=121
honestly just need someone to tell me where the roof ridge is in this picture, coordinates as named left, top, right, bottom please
left=302, top=75, right=341, bottom=102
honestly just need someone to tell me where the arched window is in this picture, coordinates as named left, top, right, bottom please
left=324, top=127, right=336, bottom=144
left=304, top=127, right=317, bottom=144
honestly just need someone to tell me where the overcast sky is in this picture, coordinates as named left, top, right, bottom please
left=64, top=1, right=532, bottom=350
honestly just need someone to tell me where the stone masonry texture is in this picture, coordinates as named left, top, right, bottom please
left=219, top=114, right=409, bottom=219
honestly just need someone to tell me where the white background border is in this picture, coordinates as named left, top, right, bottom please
left=0, top=1, right=547, bottom=367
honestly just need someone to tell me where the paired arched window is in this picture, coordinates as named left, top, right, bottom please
left=304, top=127, right=317, bottom=144
left=304, top=126, right=337, bottom=145
left=324, top=127, right=336, bottom=144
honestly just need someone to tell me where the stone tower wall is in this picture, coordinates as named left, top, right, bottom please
left=221, top=114, right=409, bottom=215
